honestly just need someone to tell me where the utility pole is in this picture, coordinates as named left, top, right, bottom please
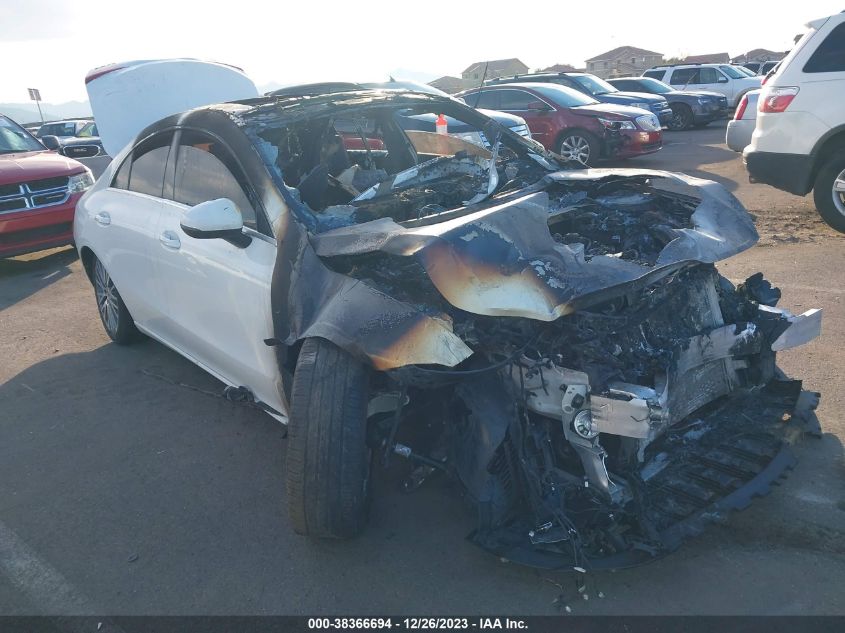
left=27, top=88, right=44, bottom=124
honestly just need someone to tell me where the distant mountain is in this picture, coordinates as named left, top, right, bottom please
left=0, top=100, right=92, bottom=125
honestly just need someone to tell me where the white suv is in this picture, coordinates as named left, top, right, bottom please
left=744, top=12, right=845, bottom=232
left=643, top=64, right=762, bottom=108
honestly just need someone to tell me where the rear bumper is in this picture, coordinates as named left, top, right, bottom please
left=743, top=149, right=815, bottom=196
left=726, top=119, right=755, bottom=152
left=0, top=194, right=81, bottom=258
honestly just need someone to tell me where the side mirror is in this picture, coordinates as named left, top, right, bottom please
left=718, top=76, right=729, bottom=83
left=41, top=135, right=61, bottom=151
left=527, top=101, right=551, bottom=111
left=180, top=198, right=251, bottom=247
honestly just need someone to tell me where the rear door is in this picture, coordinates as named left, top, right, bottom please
left=496, top=89, right=557, bottom=145
left=152, top=128, right=283, bottom=413
left=80, top=131, right=173, bottom=329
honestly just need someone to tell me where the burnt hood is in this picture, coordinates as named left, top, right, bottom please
left=309, top=168, right=759, bottom=322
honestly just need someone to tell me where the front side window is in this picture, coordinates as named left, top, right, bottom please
left=172, top=130, right=258, bottom=230
left=699, top=68, right=720, bottom=83
left=643, top=69, right=665, bottom=80
left=805, top=22, right=845, bottom=73
left=718, top=65, right=744, bottom=79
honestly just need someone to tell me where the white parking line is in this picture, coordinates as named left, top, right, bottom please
left=0, top=520, right=124, bottom=629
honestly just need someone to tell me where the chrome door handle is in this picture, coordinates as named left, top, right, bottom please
left=159, top=230, right=181, bottom=249
left=94, top=211, right=111, bottom=226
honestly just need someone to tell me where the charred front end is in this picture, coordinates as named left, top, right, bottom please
left=240, top=93, right=822, bottom=569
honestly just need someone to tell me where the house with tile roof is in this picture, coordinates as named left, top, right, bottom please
left=585, top=46, right=663, bottom=78
left=461, top=58, right=529, bottom=81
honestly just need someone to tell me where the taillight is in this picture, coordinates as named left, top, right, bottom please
left=734, top=94, right=749, bottom=120
left=759, top=87, right=799, bottom=113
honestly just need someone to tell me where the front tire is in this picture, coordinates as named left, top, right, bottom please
left=558, top=130, right=600, bottom=166
left=92, top=257, right=139, bottom=344
left=668, top=104, right=693, bottom=131
left=285, top=337, right=371, bottom=539
left=813, top=151, right=845, bottom=233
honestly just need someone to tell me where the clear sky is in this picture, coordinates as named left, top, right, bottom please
left=1, top=0, right=840, bottom=104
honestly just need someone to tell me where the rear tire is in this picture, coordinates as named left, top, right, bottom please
left=668, top=104, right=693, bottom=131
left=92, top=257, right=139, bottom=344
left=813, top=151, right=845, bottom=233
left=285, top=337, right=371, bottom=539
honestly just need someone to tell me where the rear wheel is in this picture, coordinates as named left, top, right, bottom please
left=813, top=151, right=845, bottom=233
left=285, top=337, right=371, bottom=538
left=92, top=257, right=139, bottom=344
left=558, top=130, right=599, bottom=166
left=668, top=104, right=693, bottom=131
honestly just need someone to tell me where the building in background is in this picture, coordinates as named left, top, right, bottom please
left=461, top=58, right=529, bottom=82
left=683, top=52, right=731, bottom=64
left=731, top=48, right=787, bottom=63
left=540, top=63, right=579, bottom=73
left=585, top=46, right=664, bottom=78
left=428, top=76, right=465, bottom=94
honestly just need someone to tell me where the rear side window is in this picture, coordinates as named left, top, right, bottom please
left=804, top=22, right=845, bottom=73
left=466, top=91, right=500, bottom=109
left=498, top=90, right=536, bottom=110
left=643, top=70, right=664, bottom=80
left=173, top=130, right=259, bottom=230
left=669, top=68, right=699, bottom=84
left=112, top=132, right=173, bottom=197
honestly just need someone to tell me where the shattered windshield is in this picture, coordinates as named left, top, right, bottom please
left=0, top=116, right=44, bottom=154
left=243, top=96, right=558, bottom=231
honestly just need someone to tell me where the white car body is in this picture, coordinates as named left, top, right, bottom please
left=643, top=64, right=761, bottom=107
left=747, top=14, right=845, bottom=157
left=726, top=89, right=760, bottom=152
left=74, top=147, right=286, bottom=418
left=85, top=59, right=259, bottom=157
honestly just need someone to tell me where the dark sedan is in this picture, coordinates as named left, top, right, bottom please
left=608, top=77, right=730, bottom=130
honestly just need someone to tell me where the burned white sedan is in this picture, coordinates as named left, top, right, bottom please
left=75, top=89, right=822, bottom=569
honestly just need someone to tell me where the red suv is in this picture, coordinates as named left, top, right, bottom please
left=0, top=115, right=93, bottom=258
left=459, top=83, right=662, bottom=165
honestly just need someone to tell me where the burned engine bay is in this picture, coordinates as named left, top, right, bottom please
left=241, top=93, right=823, bottom=569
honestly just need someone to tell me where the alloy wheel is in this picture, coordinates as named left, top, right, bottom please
left=94, top=260, right=120, bottom=336
left=833, top=168, right=845, bottom=216
left=560, top=135, right=591, bottom=164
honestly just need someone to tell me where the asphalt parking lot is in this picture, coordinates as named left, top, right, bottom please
left=1, top=121, right=844, bottom=615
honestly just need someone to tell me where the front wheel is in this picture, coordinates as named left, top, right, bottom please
left=92, top=257, right=139, bottom=344
left=285, top=337, right=371, bottom=539
left=813, top=151, right=845, bottom=233
left=558, top=130, right=600, bottom=166
left=668, top=104, right=693, bottom=131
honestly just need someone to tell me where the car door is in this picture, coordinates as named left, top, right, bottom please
left=695, top=67, right=731, bottom=99
left=497, top=89, right=557, bottom=145
left=152, top=128, right=284, bottom=414
left=80, top=131, right=173, bottom=330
